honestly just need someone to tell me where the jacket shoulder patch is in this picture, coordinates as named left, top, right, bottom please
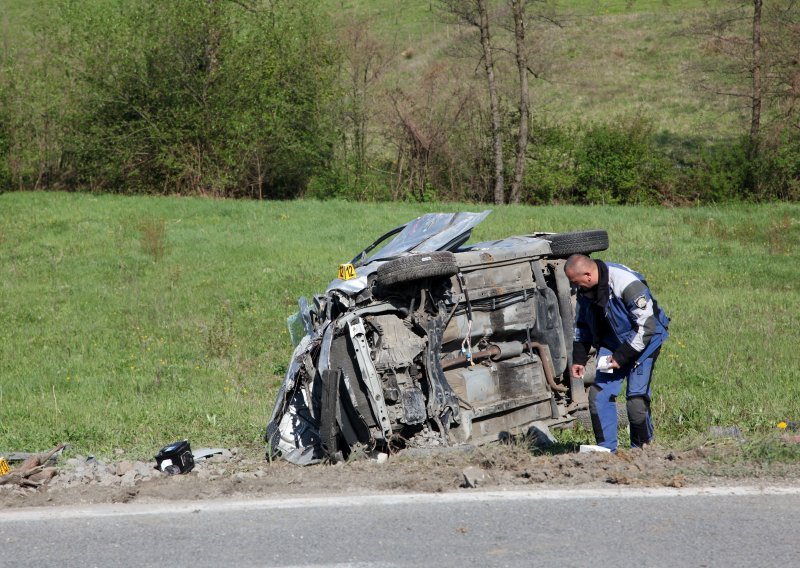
left=635, top=295, right=647, bottom=309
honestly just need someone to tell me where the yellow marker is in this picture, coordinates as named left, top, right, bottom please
left=337, top=263, right=357, bottom=281
left=0, top=457, right=10, bottom=476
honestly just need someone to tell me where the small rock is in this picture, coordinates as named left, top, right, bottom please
left=114, top=448, right=125, bottom=455
left=115, top=460, right=134, bottom=477
left=527, top=422, right=557, bottom=447
left=120, top=470, right=138, bottom=487
left=92, top=463, right=111, bottom=478
left=99, top=475, right=121, bottom=487
left=134, top=461, right=154, bottom=478
left=606, top=472, right=631, bottom=485
left=462, top=466, right=486, bottom=488
left=376, top=453, right=388, bottom=464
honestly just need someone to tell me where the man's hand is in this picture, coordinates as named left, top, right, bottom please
left=608, top=357, right=620, bottom=370
left=572, top=364, right=585, bottom=379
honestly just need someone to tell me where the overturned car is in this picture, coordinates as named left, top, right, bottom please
left=265, top=211, right=608, bottom=464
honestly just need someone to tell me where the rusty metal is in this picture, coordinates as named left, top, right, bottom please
left=526, top=341, right=568, bottom=393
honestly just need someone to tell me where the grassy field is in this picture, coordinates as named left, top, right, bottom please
left=1, top=192, right=798, bottom=459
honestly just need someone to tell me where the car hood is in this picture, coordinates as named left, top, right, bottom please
left=326, top=210, right=492, bottom=295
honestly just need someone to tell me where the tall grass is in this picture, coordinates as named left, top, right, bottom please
left=1, top=193, right=798, bottom=458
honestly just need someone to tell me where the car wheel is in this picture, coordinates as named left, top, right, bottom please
left=375, top=251, right=458, bottom=287
left=574, top=403, right=629, bottom=431
left=547, top=229, right=609, bottom=257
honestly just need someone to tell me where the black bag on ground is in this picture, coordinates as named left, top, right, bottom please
left=155, top=440, right=194, bottom=474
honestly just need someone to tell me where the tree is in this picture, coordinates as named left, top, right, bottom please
left=508, top=0, right=529, bottom=204
left=692, top=0, right=800, bottom=197
left=388, top=64, right=474, bottom=201
left=337, top=19, right=391, bottom=180
left=440, top=0, right=505, bottom=204
left=750, top=0, right=763, bottom=156
left=694, top=2, right=800, bottom=155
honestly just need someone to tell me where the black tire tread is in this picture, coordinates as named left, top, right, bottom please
left=548, top=229, right=609, bottom=257
left=376, top=251, right=458, bottom=287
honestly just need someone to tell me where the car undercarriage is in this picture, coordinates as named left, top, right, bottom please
left=266, top=211, right=608, bottom=465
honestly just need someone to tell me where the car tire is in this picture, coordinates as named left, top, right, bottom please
left=375, top=252, right=459, bottom=287
left=575, top=403, right=629, bottom=431
left=547, top=229, right=609, bottom=257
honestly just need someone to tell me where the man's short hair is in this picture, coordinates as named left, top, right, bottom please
left=564, top=254, right=592, bottom=274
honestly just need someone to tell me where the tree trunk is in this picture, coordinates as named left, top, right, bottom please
left=509, top=0, right=529, bottom=205
left=477, top=0, right=505, bottom=205
left=750, top=0, right=763, bottom=157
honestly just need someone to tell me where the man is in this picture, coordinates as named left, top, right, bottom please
left=564, top=254, right=669, bottom=452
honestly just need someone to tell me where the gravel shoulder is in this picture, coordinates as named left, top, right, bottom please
left=3, top=441, right=798, bottom=509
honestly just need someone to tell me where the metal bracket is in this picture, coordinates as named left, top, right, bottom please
left=347, top=318, right=393, bottom=442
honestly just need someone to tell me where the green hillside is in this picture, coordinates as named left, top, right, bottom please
left=325, top=0, right=741, bottom=139
left=1, top=1, right=796, bottom=201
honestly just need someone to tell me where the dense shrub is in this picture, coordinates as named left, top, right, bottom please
left=756, top=133, right=800, bottom=201
left=572, top=117, right=672, bottom=204
left=61, top=0, right=338, bottom=198
left=523, top=120, right=578, bottom=204
left=678, top=139, right=753, bottom=202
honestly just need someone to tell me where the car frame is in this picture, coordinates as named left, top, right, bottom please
left=265, top=211, right=608, bottom=465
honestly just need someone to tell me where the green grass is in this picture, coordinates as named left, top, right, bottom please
left=1, top=193, right=798, bottom=459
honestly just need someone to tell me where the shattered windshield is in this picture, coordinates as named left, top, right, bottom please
left=367, top=210, right=491, bottom=262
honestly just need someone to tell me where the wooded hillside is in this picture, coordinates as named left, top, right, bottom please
left=1, top=0, right=798, bottom=203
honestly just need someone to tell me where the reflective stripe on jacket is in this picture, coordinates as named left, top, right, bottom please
left=574, top=262, right=669, bottom=365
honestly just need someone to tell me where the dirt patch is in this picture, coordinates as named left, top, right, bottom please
left=2, top=440, right=798, bottom=509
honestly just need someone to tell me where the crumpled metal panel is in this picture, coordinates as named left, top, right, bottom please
left=370, top=314, right=426, bottom=369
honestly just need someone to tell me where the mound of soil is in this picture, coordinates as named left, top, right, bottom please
left=2, top=440, right=798, bottom=509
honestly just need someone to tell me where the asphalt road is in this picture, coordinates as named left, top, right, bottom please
left=3, top=487, right=799, bottom=567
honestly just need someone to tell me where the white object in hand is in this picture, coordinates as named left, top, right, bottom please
left=597, top=355, right=614, bottom=373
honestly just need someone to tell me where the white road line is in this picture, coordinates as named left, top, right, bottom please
left=3, top=485, right=800, bottom=522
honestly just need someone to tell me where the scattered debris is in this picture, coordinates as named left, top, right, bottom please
left=0, top=443, right=67, bottom=488
left=708, top=426, right=744, bottom=439
left=192, top=448, right=228, bottom=461
left=155, top=440, right=195, bottom=475
left=3, top=444, right=800, bottom=510
left=579, top=444, right=612, bottom=453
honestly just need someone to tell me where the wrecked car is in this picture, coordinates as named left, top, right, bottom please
left=265, top=211, right=609, bottom=464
